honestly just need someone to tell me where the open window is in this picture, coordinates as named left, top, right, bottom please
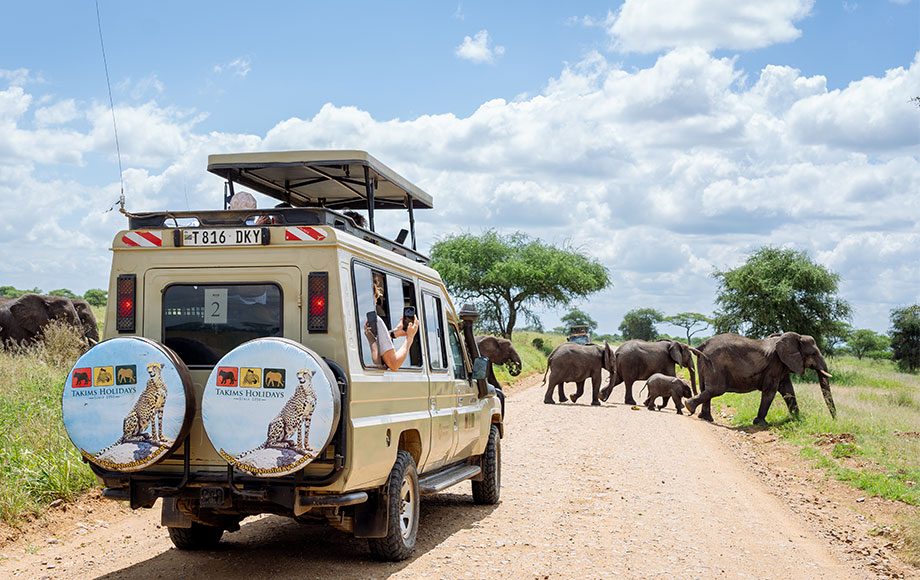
left=353, top=262, right=422, bottom=369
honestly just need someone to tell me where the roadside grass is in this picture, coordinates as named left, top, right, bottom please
left=0, top=322, right=95, bottom=525
left=711, top=355, right=920, bottom=560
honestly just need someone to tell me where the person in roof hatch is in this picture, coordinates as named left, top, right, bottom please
left=363, top=273, right=418, bottom=370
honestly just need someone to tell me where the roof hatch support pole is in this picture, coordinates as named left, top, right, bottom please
left=224, top=180, right=236, bottom=210
left=364, top=166, right=375, bottom=232
left=407, top=195, right=417, bottom=250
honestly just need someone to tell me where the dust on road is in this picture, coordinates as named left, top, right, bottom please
left=1, top=374, right=911, bottom=579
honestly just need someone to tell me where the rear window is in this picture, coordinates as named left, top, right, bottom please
left=163, top=283, right=282, bottom=367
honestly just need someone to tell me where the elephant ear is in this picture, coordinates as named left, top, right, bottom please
left=776, top=333, right=805, bottom=374
left=10, top=294, right=48, bottom=335
left=667, top=341, right=684, bottom=365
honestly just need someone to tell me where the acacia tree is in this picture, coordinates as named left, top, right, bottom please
left=430, top=231, right=610, bottom=339
left=890, top=304, right=920, bottom=372
left=712, top=247, right=851, bottom=348
left=561, top=308, right=597, bottom=334
left=619, top=308, right=664, bottom=341
left=847, top=329, right=890, bottom=360
left=665, top=312, right=712, bottom=344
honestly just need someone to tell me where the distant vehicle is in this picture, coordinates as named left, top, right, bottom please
left=567, top=325, right=590, bottom=345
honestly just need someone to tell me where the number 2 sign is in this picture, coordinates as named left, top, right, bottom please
left=204, top=288, right=228, bottom=324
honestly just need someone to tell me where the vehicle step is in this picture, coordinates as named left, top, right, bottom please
left=418, top=465, right=481, bottom=495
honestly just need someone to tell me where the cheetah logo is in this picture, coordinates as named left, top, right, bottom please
left=242, top=369, right=260, bottom=386
left=96, top=367, right=112, bottom=384
left=116, top=362, right=169, bottom=445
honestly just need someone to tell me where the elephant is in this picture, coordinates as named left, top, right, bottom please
left=70, top=298, right=100, bottom=344
left=542, top=341, right=616, bottom=406
left=600, top=339, right=701, bottom=406
left=639, top=373, right=692, bottom=414
left=0, top=293, right=82, bottom=346
left=683, top=332, right=836, bottom=426
left=474, top=335, right=520, bottom=418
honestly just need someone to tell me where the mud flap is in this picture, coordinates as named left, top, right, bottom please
left=353, top=489, right=388, bottom=538
left=161, top=497, right=192, bottom=528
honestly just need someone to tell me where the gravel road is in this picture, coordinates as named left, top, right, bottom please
left=1, top=374, right=905, bottom=579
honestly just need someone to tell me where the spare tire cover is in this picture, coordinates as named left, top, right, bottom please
left=202, top=337, right=340, bottom=477
left=62, top=337, right=194, bottom=472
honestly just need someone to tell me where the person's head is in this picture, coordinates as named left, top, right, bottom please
left=344, top=210, right=367, bottom=228
left=373, top=274, right=385, bottom=301
left=229, top=191, right=256, bottom=210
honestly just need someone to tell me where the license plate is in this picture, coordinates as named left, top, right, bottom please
left=181, top=228, right=264, bottom=247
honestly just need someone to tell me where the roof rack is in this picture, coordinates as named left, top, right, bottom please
left=127, top=207, right=429, bottom=264
left=207, top=150, right=431, bottom=251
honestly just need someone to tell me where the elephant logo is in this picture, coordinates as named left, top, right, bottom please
left=217, top=367, right=238, bottom=387
left=116, top=365, right=136, bottom=385
left=263, top=369, right=285, bottom=389
left=73, top=368, right=92, bottom=387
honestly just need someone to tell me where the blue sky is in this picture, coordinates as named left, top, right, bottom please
left=1, top=0, right=918, bottom=337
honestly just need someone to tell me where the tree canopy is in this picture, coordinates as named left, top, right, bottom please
left=619, top=308, right=664, bottom=341
left=890, top=304, right=920, bottom=372
left=561, top=308, right=597, bottom=335
left=665, top=312, right=712, bottom=344
left=83, top=289, right=108, bottom=307
left=847, top=329, right=890, bottom=360
left=712, top=247, right=851, bottom=348
left=430, top=230, right=610, bottom=338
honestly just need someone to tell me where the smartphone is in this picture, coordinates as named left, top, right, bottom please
left=365, top=311, right=378, bottom=337
left=401, top=307, right=415, bottom=331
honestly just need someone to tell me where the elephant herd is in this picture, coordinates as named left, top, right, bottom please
left=0, top=293, right=99, bottom=347
left=542, top=333, right=837, bottom=426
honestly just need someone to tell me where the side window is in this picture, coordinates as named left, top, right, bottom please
left=422, top=293, right=447, bottom=370
left=447, top=324, right=468, bottom=380
left=353, top=262, right=422, bottom=369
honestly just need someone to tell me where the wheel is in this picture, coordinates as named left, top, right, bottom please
left=167, top=522, right=224, bottom=550
left=472, top=424, right=501, bottom=505
left=368, top=450, right=419, bottom=561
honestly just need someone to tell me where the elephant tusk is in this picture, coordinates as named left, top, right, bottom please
left=819, top=369, right=832, bottom=378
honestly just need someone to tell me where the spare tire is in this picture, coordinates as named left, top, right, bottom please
left=62, top=337, right=195, bottom=472
left=201, top=337, right=340, bottom=477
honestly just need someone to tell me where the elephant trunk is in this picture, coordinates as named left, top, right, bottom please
left=687, top=364, right=697, bottom=396
left=506, top=354, right=522, bottom=376
left=817, top=364, right=836, bottom=419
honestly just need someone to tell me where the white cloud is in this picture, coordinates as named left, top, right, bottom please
left=456, top=30, right=505, bottom=64
left=607, top=0, right=815, bottom=52
left=214, top=57, right=252, bottom=77
left=1, top=51, right=917, bottom=334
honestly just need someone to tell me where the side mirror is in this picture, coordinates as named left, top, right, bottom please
left=472, top=356, right=489, bottom=381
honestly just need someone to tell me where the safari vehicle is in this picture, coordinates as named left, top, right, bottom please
left=567, top=325, right=590, bottom=345
left=61, top=151, right=502, bottom=561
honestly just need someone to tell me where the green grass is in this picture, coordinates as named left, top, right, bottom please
left=0, top=323, right=96, bottom=525
left=712, top=355, right=920, bottom=507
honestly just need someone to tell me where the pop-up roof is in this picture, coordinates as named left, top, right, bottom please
left=207, top=150, right=433, bottom=211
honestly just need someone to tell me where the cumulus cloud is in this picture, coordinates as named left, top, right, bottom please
left=606, top=0, right=815, bottom=52
left=456, top=30, right=505, bottom=64
left=1, top=49, right=917, bottom=333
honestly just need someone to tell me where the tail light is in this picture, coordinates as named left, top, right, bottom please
left=307, top=272, right=328, bottom=333
left=116, top=274, right=136, bottom=332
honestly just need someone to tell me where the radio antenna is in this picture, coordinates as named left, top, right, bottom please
left=95, top=0, right=126, bottom=214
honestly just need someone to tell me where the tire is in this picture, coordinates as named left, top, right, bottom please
left=368, top=450, right=419, bottom=561
left=472, top=424, right=501, bottom=505
left=167, top=522, right=224, bottom=550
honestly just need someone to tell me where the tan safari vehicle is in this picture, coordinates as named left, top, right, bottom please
left=61, top=151, right=502, bottom=561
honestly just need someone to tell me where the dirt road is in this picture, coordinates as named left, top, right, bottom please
left=2, top=375, right=915, bottom=579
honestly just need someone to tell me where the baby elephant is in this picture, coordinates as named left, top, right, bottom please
left=641, top=373, right=693, bottom=414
